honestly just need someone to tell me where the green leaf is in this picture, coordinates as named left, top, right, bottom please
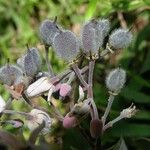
left=127, top=71, right=150, bottom=88
left=63, top=128, right=91, bottom=150
left=121, top=87, right=150, bottom=103
left=107, top=137, right=128, bottom=150
left=141, top=48, right=150, bottom=73
left=85, top=0, right=98, bottom=21
left=106, top=122, right=150, bottom=137
left=134, top=111, right=150, bottom=120
left=134, top=25, right=150, bottom=51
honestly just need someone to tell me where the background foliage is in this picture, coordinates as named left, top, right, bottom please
left=0, top=0, right=150, bottom=149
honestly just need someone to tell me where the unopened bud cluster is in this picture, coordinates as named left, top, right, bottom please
left=0, top=16, right=135, bottom=148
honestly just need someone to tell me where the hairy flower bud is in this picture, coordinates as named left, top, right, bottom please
left=90, top=119, right=103, bottom=138
left=39, top=19, right=60, bottom=46
left=59, top=83, right=71, bottom=97
left=106, top=68, right=126, bottom=93
left=81, top=20, right=104, bottom=55
left=26, top=109, right=52, bottom=134
left=98, top=19, right=110, bottom=37
left=63, top=114, right=77, bottom=128
left=109, top=28, right=132, bottom=49
left=7, top=119, right=24, bottom=128
left=0, top=64, right=23, bottom=86
left=53, top=30, right=80, bottom=62
left=17, top=47, right=41, bottom=77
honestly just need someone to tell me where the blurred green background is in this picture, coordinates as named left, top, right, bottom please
left=0, top=0, right=150, bottom=149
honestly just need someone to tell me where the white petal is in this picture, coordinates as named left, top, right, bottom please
left=27, top=109, right=52, bottom=134
left=78, top=86, right=85, bottom=102
left=0, top=95, right=6, bottom=112
left=47, top=87, right=54, bottom=102
left=26, top=77, right=53, bottom=97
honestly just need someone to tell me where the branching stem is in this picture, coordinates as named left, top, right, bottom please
left=72, top=64, right=88, bottom=88
left=3, top=110, right=32, bottom=119
left=101, top=94, right=115, bottom=125
left=103, top=115, right=123, bottom=131
left=87, top=60, right=99, bottom=120
left=44, top=46, right=54, bottom=77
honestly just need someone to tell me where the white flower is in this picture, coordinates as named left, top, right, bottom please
left=26, top=109, right=52, bottom=134
left=120, top=104, right=136, bottom=118
left=26, top=77, right=55, bottom=97
left=0, top=95, right=6, bottom=113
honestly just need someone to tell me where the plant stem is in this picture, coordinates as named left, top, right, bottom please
left=3, top=110, right=32, bottom=119
left=42, top=95, right=64, bottom=121
left=95, top=138, right=103, bottom=150
left=101, top=94, right=115, bottom=125
left=100, top=49, right=109, bottom=58
left=4, top=97, right=13, bottom=110
left=67, top=72, right=75, bottom=84
left=50, top=66, right=88, bottom=84
left=103, top=115, right=123, bottom=131
left=44, top=46, right=54, bottom=77
left=22, top=93, right=33, bottom=107
left=100, top=44, right=114, bottom=58
left=77, top=125, right=94, bottom=147
left=72, top=64, right=88, bottom=88
left=88, top=61, right=99, bottom=120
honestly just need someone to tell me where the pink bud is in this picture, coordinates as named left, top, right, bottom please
left=59, top=83, right=71, bottom=97
left=54, top=83, right=61, bottom=92
left=90, top=119, right=103, bottom=138
left=63, top=114, right=77, bottom=129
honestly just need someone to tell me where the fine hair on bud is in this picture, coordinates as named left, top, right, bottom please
left=109, top=28, right=133, bottom=49
left=106, top=67, right=126, bottom=93
left=0, top=64, right=23, bottom=86
left=53, top=30, right=80, bottom=62
left=17, top=47, right=41, bottom=77
left=81, top=19, right=104, bottom=55
left=98, top=19, right=110, bottom=37
left=39, top=19, right=60, bottom=46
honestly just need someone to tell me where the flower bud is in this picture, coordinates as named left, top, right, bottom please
left=78, top=86, right=85, bottom=102
left=90, top=119, right=103, bottom=138
left=81, top=20, right=103, bottom=55
left=17, top=47, right=41, bottom=77
left=120, top=104, right=136, bottom=118
left=9, top=119, right=24, bottom=128
left=70, top=100, right=90, bottom=117
left=63, top=114, right=77, bottom=128
left=0, top=95, right=6, bottom=113
left=98, top=19, right=110, bottom=37
left=39, top=19, right=60, bottom=46
left=26, top=109, right=52, bottom=134
left=106, top=68, right=126, bottom=93
left=26, top=77, right=54, bottom=97
left=59, top=83, right=71, bottom=97
left=53, top=30, right=80, bottom=62
left=0, top=64, right=23, bottom=86
left=109, top=28, right=132, bottom=49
